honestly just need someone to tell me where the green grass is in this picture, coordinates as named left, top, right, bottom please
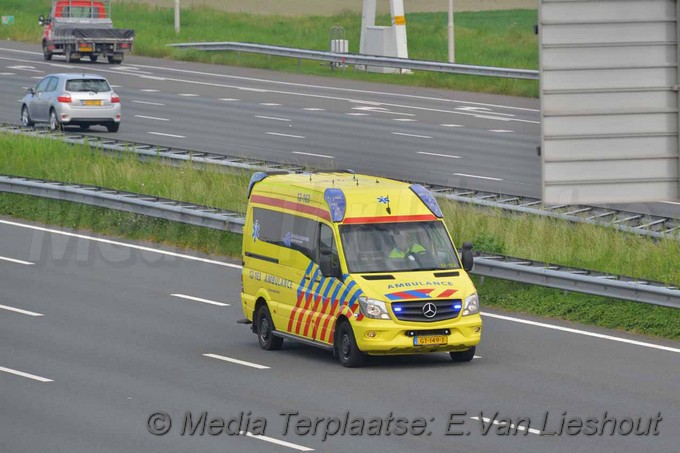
left=1, top=132, right=678, bottom=286
left=0, top=1, right=538, bottom=97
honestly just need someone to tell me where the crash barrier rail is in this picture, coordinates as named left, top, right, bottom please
left=2, top=124, right=678, bottom=241
left=167, top=42, right=540, bottom=80
left=1, top=174, right=678, bottom=309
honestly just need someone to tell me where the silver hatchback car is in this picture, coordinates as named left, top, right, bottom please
left=20, top=73, right=121, bottom=132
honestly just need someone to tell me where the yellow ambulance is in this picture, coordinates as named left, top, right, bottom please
left=240, top=171, right=481, bottom=367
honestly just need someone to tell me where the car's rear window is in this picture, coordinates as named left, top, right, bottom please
left=65, top=79, right=111, bottom=92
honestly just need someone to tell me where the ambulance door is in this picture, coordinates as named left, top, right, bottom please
left=276, top=213, right=319, bottom=338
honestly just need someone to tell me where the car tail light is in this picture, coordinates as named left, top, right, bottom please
left=57, top=94, right=72, bottom=103
left=111, top=94, right=120, bottom=103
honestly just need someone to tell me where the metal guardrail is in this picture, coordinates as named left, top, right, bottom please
left=1, top=174, right=678, bottom=309
left=2, top=124, right=678, bottom=240
left=168, top=42, right=540, bottom=80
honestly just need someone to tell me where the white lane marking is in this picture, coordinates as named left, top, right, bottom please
left=473, top=355, right=482, bottom=359
left=292, top=151, right=334, bottom=159
left=346, top=112, right=369, bottom=116
left=0, top=219, right=241, bottom=269
left=418, top=152, right=461, bottom=159
left=661, top=201, right=680, bottom=206
left=303, top=107, right=325, bottom=111
left=489, top=129, right=514, bottom=133
left=135, top=115, right=169, bottom=121
left=238, top=87, right=268, bottom=92
left=482, top=312, right=680, bottom=354
left=255, top=115, right=291, bottom=122
left=1, top=219, right=677, bottom=355
left=441, top=124, right=463, bottom=127
left=140, top=89, right=159, bottom=92
left=219, top=98, right=240, bottom=101
left=475, top=114, right=512, bottom=122
left=393, top=118, right=416, bottom=122
left=148, top=132, right=185, bottom=138
left=0, top=256, right=34, bottom=265
left=171, top=294, right=229, bottom=307
left=110, top=85, right=122, bottom=88
left=8, top=65, right=42, bottom=73
left=0, top=304, right=44, bottom=317
left=132, top=100, right=165, bottom=106
left=353, top=106, right=415, bottom=117
left=203, top=353, right=270, bottom=370
left=454, top=173, right=503, bottom=181
left=31, top=76, right=43, bottom=79
left=470, top=416, right=542, bottom=435
left=49, top=63, right=76, bottom=69
left=138, top=75, right=167, bottom=81
left=178, top=93, right=199, bottom=97
left=392, top=132, right=432, bottom=139
left=244, top=431, right=314, bottom=451
left=259, top=102, right=281, bottom=106
left=266, top=132, right=305, bottom=139
left=0, top=366, right=53, bottom=382
left=0, top=72, right=15, bottom=75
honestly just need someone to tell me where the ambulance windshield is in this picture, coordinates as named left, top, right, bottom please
left=339, top=221, right=461, bottom=273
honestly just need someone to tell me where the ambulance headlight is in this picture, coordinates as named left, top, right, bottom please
left=463, top=292, right=479, bottom=316
left=358, top=297, right=390, bottom=320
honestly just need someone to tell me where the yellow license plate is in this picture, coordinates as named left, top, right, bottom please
left=84, top=100, right=102, bottom=106
left=414, top=335, right=447, bottom=346
left=79, top=46, right=93, bottom=52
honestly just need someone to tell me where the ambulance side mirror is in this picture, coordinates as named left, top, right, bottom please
left=39, top=15, right=45, bottom=26
left=461, top=242, right=474, bottom=272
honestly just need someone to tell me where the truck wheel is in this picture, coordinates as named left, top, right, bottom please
left=49, top=109, right=63, bottom=132
left=256, top=305, right=283, bottom=351
left=65, top=47, right=80, bottom=63
left=107, top=55, right=123, bottom=64
left=89, top=55, right=98, bottom=63
left=336, top=321, right=366, bottom=367
left=450, top=346, right=476, bottom=363
left=21, top=106, right=34, bottom=128
left=106, top=122, right=120, bottom=133
left=42, top=42, right=52, bottom=61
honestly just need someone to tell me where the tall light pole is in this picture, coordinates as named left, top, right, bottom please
left=448, top=0, right=455, bottom=62
left=174, top=0, right=180, bottom=34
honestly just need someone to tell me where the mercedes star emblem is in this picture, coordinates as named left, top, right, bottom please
left=422, top=302, right=437, bottom=318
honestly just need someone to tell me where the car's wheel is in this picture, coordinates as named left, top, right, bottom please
left=256, top=304, right=283, bottom=351
left=42, top=42, right=52, bottom=61
left=89, top=55, right=98, bottom=63
left=20, top=106, right=34, bottom=128
left=106, top=122, right=120, bottom=133
left=450, top=346, right=476, bottom=363
left=49, top=109, right=62, bottom=132
left=336, top=321, right=366, bottom=367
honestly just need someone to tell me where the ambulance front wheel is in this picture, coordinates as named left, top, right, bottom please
left=450, top=346, right=476, bottom=362
left=336, top=321, right=366, bottom=368
left=256, top=304, right=283, bottom=351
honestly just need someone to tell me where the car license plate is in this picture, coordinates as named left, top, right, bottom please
left=413, top=335, right=447, bottom=346
left=79, top=46, right=93, bottom=52
left=84, top=100, right=102, bottom=106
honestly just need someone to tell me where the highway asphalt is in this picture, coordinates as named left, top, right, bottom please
left=1, top=218, right=679, bottom=452
left=1, top=42, right=678, bottom=219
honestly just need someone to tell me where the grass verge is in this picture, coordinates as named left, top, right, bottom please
left=1, top=192, right=678, bottom=341
left=1, top=132, right=678, bottom=340
left=0, top=1, right=538, bottom=97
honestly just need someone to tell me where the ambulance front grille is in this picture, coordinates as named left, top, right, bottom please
left=391, top=300, right=462, bottom=322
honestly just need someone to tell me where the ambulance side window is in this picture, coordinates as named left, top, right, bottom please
left=252, top=207, right=317, bottom=260
left=318, top=223, right=339, bottom=270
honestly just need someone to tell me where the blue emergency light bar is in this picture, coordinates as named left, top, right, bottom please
left=324, top=188, right=346, bottom=222
left=410, top=184, right=443, bottom=218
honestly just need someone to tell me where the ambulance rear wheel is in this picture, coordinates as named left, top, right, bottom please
left=256, top=305, right=283, bottom=351
left=450, top=346, right=476, bottom=363
left=336, top=322, right=366, bottom=368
